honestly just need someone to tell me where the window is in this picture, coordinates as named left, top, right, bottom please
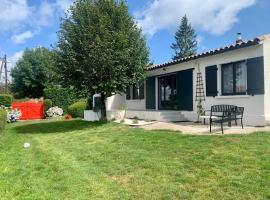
left=222, top=61, right=247, bottom=95
left=158, top=74, right=177, bottom=110
left=133, top=84, right=140, bottom=99
left=131, top=82, right=144, bottom=100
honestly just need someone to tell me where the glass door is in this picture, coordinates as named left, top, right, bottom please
left=158, top=74, right=177, bottom=110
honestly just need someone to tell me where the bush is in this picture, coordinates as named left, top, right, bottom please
left=44, top=99, right=52, bottom=111
left=0, top=94, right=13, bottom=107
left=44, top=87, right=79, bottom=113
left=0, top=109, right=7, bottom=134
left=68, top=101, right=87, bottom=118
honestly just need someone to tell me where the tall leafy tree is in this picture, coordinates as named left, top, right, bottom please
left=11, top=47, right=55, bottom=98
left=171, top=15, right=197, bottom=60
left=54, top=0, right=149, bottom=120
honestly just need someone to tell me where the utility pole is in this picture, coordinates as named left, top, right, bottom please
left=4, top=55, right=7, bottom=93
left=0, top=57, right=4, bottom=82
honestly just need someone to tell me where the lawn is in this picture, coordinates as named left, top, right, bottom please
left=0, top=119, right=270, bottom=200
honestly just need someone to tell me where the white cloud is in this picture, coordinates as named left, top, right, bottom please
left=0, top=0, right=31, bottom=32
left=136, top=0, right=257, bottom=36
left=11, top=30, right=37, bottom=44
left=6, top=50, right=24, bottom=76
left=0, top=0, right=73, bottom=43
left=36, top=1, right=55, bottom=26
left=10, top=51, right=24, bottom=63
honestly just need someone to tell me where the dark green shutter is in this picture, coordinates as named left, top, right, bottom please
left=247, top=56, right=264, bottom=95
left=177, top=69, right=193, bottom=111
left=146, top=77, right=156, bottom=109
left=126, top=87, right=130, bottom=100
left=205, top=65, right=218, bottom=97
left=139, top=83, right=144, bottom=99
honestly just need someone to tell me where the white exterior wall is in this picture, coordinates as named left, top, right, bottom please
left=125, top=80, right=146, bottom=110
left=106, top=93, right=126, bottom=110
left=263, top=38, right=270, bottom=124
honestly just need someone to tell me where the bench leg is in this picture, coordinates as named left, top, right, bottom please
left=235, top=119, right=237, bottom=126
left=204, top=118, right=206, bottom=125
left=210, top=119, right=212, bottom=133
left=221, top=122, right=224, bottom=134
left=241, top=118, right=243, bottom=129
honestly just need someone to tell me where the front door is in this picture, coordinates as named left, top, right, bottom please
left=158, top=74, right=177, bottom=110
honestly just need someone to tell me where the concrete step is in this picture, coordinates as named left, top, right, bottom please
left=158, top=112, right=186, bottom=122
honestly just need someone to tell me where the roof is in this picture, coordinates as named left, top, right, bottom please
left=147, top=35, right=266, bottom=71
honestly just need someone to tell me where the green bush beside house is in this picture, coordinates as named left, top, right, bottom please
left=68, top=101, right=87, bottom=118
left=44, top=87, right=79, bottom=113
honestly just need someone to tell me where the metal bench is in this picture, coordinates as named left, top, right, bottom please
left=200, top=105, right=242, bottom=134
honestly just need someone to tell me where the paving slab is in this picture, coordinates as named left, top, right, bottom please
left=140, top=121, right=270, bottom=135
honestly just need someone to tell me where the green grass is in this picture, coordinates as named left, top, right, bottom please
left=0, top=119, right=270, bottom=200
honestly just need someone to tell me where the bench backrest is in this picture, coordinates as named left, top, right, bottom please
left=210, top=105, right=237, bottom=117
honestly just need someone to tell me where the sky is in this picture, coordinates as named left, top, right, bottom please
left=0, top=0, right=270, bottom=71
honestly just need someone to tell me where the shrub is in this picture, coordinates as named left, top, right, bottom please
left=0, top=94, right=13, bottom=107
left=0, top=109, right=7, bottom=134
left=44, top=87, right=81, bottom=113
left=68, top=101, right=87, bottom=118
left=46, top=106, right=64, bottom=117
left=44, top=99, right=52, bottom=111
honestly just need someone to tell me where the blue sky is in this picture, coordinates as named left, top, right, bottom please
left=1, top=0, right=270, bottom=69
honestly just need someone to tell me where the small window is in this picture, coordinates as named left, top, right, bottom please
left=133, top=84, right=140, bottom=99
left=132, top=82, right=144, bottom=100
left=222, top=61, right=247, bottom=95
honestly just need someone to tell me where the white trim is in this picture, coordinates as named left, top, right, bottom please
left=215, top=95, right=250, bottom=99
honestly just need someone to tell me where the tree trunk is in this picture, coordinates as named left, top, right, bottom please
left=100, top=93, right=107, bottom=121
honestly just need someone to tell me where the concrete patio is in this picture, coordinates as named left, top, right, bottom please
left=140, top=121, right=270, bottom=135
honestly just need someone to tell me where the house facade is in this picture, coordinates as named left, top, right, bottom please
left=104, top=34, right=270, bottom=126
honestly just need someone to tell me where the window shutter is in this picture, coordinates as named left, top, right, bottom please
left=247, top=57, right=264, bottom=95
left=126, top=87, right=131, bottom=100
left=139, top=83, right=144, bottom=99
left=205, top=65, right=218, bottom=97
left=146, top=77, right=156, bottom=109
left=177, top=69, right=193, bottom=111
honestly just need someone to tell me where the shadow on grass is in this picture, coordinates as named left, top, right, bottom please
left=15, top=120, right=107, bottom=134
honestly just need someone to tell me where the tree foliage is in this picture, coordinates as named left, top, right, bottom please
left=11, top=47, right=55, bottom=98
left=171, top=15, right=197, bottom=60
left=54, top=0, right=149, bottom=120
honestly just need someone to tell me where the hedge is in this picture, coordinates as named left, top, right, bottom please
left=44, top=87, right=79, bottom=113
left=68, top=101, right=87, bottom=118
left=44, top=99, right=53, bottom=111
left=0, top=109, right=7, bottom=134
left=0, top=94, right=13, bottom=107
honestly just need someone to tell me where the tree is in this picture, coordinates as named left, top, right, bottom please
left=11, top=47, right=55, bottom=98
left=54, top=0, right=149, bottom=120
left=171, top=15, right=197, bottom=60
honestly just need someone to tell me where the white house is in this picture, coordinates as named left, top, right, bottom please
left=88, top=33, right=270, bottom=126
